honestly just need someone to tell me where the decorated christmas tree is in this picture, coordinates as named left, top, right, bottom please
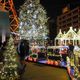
left=0, top=35, right=18, bottom=80
left=19, top=0, right=49, bottom=45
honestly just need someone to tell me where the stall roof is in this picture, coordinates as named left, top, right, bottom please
left=61, top=27, right=77, bottom=40
left=74, top=29, right=80, bottom=40
left=55, top=29, right=63, bottom=40
left=77, top=29, right=80, bottom=35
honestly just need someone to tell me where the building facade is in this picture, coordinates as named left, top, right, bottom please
left=57, top=7, right=80, bottom=33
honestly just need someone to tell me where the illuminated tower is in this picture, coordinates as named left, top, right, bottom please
left=0, top=0, right=19, bottom=32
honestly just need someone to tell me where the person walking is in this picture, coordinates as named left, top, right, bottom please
left=17, top=39, right=29, bottom=79
left=68, top=42, right=74, bottom=58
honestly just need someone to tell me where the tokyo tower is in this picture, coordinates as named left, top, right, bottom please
left=0, top=0, right=19, bottom=32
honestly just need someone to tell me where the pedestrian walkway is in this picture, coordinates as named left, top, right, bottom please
left=22, top=62, right=70, bottom=80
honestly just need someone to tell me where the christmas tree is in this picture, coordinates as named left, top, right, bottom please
left=0, top=35, right=18, bottom=80
left=19, top=0, right=49, bottom=44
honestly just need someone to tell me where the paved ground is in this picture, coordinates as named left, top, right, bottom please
left=22, top=62, right=70, bottom=80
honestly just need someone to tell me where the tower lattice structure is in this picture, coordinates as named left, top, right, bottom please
left=0, top=0, right=19, bottom=32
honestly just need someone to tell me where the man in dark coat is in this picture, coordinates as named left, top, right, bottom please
left=17, top=39, right=29, bottom=60
left=17, top=39, right=29, bottom=75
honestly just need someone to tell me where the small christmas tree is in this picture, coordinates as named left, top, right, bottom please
left=0, top=35, right=18, bottom=80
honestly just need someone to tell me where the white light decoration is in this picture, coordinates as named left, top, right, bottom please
left=30, top=3, right=33, bottom=7
left=32, top=25, right=35, bottom=29
left=40, top=26, right=42, bottom=29
left=27, top=10, right=30, bottom=13
left=19, top=25, right=22, bottom=29
left=20, top=22, right=23, bottom=26
left=33, top=14, right=37, bottom=19
left=21, top=30, right=24, bottom=34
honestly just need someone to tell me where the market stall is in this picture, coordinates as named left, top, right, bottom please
left=61, top=27, right=77, bottom=46
left=55, top=27, right=80, bottom=46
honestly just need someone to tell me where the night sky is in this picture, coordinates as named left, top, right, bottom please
left=13, top=0, right=80, bottom=39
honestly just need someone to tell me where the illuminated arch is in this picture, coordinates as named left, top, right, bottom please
left=0, top=0, right=19, bottom=32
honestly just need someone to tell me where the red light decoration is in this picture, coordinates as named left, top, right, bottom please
left=50, top=60, right=54, bottom=65
left=55, top=61, right=58, bottom=66
left=33, top=58, right=37, bottom=62
left=28, top=57, right=33, bottom=61
left=67, top=67, right=70, bottom=74
left=47, top=59, right=51, bottom=64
